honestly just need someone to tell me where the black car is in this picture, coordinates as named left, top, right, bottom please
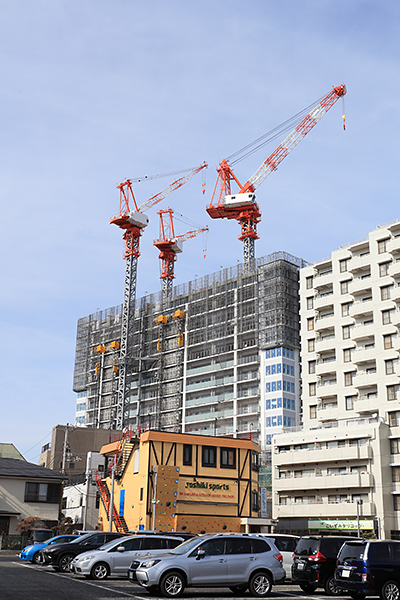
left=40, top=531, right=125, bottom=572
left=335, top=539, right=400, bottom=600
left=292, top=535, right=358, bottom=595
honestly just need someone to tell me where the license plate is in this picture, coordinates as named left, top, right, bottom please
left=342, top=570, right=350, bottom=578
left=297, top=563, right=304, bottom=570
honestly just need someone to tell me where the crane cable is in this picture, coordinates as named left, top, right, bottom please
left=227, top=93, right=327, bottom=166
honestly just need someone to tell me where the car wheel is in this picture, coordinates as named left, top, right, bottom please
left=381, top=581, right=400, bottom=600
left=249, top=572, right=272, bottom=597
left=91, top=562, right=110, bottom=580
left=324, top=576, right=343, bottom=596
left=300, top=583, right=317, bottom=593
left=350, top=593, right=366, bottom=600
left=160, top=571, right=185, bottom=597
left=230, top=585, right=248, bottom=596
left=59, top=554, right=74, bottom=573
left=32, top=552, right=41, bottom=565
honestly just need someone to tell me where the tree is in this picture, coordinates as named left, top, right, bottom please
left=16, top=516, right=46, bottom=534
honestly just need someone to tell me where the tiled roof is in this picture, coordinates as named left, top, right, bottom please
left=0, top=457, right=67, bottom=480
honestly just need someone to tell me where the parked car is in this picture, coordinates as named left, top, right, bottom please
left=40, top=531, right=125, bottom=572
left=292, top=535, right=358, bottom=595
left=71, top=533, right=187, bottom=580
left=19, top=534, right=78, bottom=564
left=131, top=532, right=285, bottom=597
left=261, top=534, right=299, bottom=580
left=335, top=539, right=400, bottom=600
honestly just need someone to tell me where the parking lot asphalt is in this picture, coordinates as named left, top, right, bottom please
left=0, top=555, right=376, bottom=600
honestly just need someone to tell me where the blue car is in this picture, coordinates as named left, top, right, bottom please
left=20, top=534, right=78, bottom=564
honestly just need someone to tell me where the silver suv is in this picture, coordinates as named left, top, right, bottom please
left=71, top=534, right=186, bottom=580
left=132, top=533, right=285, bottom=597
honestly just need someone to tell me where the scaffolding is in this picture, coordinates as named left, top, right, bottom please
left=73, top=251, right=306, bottom=439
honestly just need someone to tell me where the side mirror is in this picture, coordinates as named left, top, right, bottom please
left=116, top=546, right=125, bottom=553
left=196, top=549, right=205, bottom=560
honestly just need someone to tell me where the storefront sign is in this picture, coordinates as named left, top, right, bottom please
left=260, top=487, right=267, bottom=518
left=308, top=519, right=374, bottom=530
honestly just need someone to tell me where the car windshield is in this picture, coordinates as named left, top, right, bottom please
left=45, top=536, right=63, bottom=545
left=69, top=533, right=94, bottom=545
left=170, top=536, right=203, bottom=555
left=338, top=542, right=366, bottom=561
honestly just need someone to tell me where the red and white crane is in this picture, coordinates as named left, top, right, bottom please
left=153, top=208, right=208, bottom=300
left=206, top=84, right=347, bottom=266
left=110, top=162, right=207, bottom=429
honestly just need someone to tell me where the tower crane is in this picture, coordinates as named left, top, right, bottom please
left=153, top=208, right=209, bottom=301
left=110, top=162, right=207, bottom=429
left=206, top=84, right=347, bottom=265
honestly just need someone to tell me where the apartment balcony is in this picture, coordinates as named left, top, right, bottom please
left=392, top=286, right=400, bottom=303
left=316, top=360, right=336, bottom=376
left=389, top=259, right=400, bottom=278
left=350, top=300, right=373, bottom=318
left=353, top=370, right=377, bottom=389
left=274, top=444, right=372, bottom=466
left=349, top=255, right=372, bottom=273
left=353, top=347, right=377, bottom=364
left=318, top=405, right=339, bottom=421
left=354, top=394, right=378, bottom=414
left=315, top=335, right=336, bottom=352
left=315, top=313, right=335, bottom=329
left=353, top=323, right=376, bottom=340
left=276, top=501, right=376, bottom=519
left=276, top=472, right=373, bottom=492
left=350, top=278, right=371, bottom=296
left=393, top=309, right=400, bottom=327
left=314, top=293, right=334, bottom=310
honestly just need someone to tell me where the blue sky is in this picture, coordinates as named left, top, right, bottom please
left=1, top=0, right=400, bottom=462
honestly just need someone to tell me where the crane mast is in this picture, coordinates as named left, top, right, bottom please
left=153, top=208, right=208, bottom=301
left=207, top=84, right=347, bottom=266
left=111, top=163, right=207, bottom=429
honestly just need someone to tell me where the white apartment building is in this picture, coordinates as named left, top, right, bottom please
left=273, top=218, right=400, bottom=539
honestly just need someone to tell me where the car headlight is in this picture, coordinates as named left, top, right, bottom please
left=80, top=555, right=95, bottom=562
left=140, top=559, right=161, bottom=569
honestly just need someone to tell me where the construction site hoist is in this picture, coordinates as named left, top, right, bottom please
left=110, top=162, right=208, bottom=430
left=153, top=208, right=209, bottom=301
left=206, top=84, right=347, bottom=266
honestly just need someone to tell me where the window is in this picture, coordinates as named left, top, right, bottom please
left=381, top=285, right=393, bottom=301
left=220, top=448, right=236, bottom=468
left=384, top=334, right=394, bottom=349
left=202, top=446, right=216, bottom=467
left=391, top=439, right=400, bottom=454
left=309, top=382, right=316, bottom=396
left=344, top=372, right=354, bottom=386
left=379, top=262, right=391, bottom=277
left=307, top=317, right=314, bottom=331
left=310, top=405, right=317, bottom=419
left=378, top=239, right=388, bottom=254
left=343, top=348, right=352, bottom=363
left=306, top=276, right=313, bottom=289
left=183, top=444, right=192, bottom=466
left=342, top=303, right=351, bottom=317
left=133, top=448, right=140, bottom=473
left=306, top=297, right=314, bottom=310
left=252, top=452, right=259, bottom=472
left=252, top=490, right=259, bottom=512
left=383, top=310, right=394, bottom=325
left=386, top=360, right=395, bottom=375
left=24, top=482, right=61, bottom=503
left=393, top=467, right=400, bottom=482
left=388, top=385, right=397, bottom=401
left=394, top=496, right=400, bottom=511
left=139, top=488, right=143, bottom=501
left=340, top=259, right=348, bottom=273
left=308, top=339, right=315, bottom=352
left=390, top=411, right=400, bottom=426
left=343, top=325, right=351, bottom=340
left=345, top=396, right=355, bottom=411
left=340, top=280, right=349, bottom=294
left=308, top=360, right=316, bottom=374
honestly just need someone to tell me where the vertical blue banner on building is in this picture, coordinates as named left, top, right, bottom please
left=119, top=489, right=125, bottom=517
left=260, top=487, right=267, bottom=518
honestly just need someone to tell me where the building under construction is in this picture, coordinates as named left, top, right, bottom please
left=73, top=251, right=305, bottom=449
